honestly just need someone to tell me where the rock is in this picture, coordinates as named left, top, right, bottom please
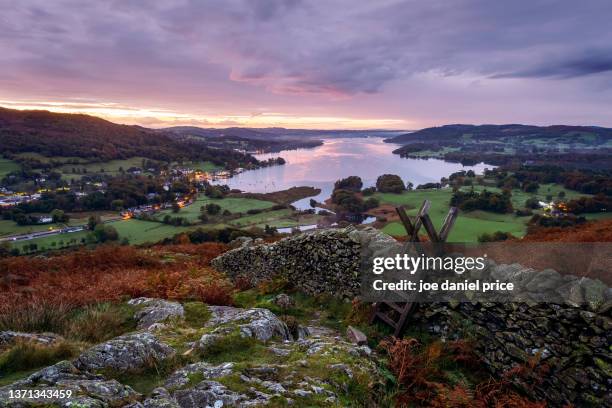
left=165, top=362, right=234, bottom=390
left=128, top=298, right=185, bottom=329
left=75, top=332, right=175, bottom=372
left=206, top=306, right=292, bottom=342
left=173, top=380, right=256, bottom=408
left=524, top=269, right=563, bottom=292
left=273, top=293, right=295, bottom=309
left=0, top=360, right=140, bottom=407
left=580, top=278, right=607, bottom=309
left=346, top=326, right=367, bottom=346
left=0, top=331, right=64, bottom=347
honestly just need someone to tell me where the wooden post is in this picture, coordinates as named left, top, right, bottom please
left=372, top=200, right=458, bottom=338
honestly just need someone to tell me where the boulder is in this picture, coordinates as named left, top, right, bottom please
left=273, top=293, right=295, bottom=309
left=75, top=332, right=175, bottom=372
left=206, top=306, right=292, bottom=342
left=346, top=326, right=368, bottom=346
left=0, top=360, right=140, bottom=407
left=165, top=362, right=234, bottom=390
left=128, top=298, right=185, bottom=329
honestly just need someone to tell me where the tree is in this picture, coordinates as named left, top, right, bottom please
left=205, top=203, right=222, bottom=215
left=93, top=225, right=119, bottom=243
left=331, top=189, right=365, bottom=213
left=334, top=176, right=363, bottom=192
left=51, top=209, right=69, bottom=223
left=376, top=174, right=405, bottom=193
left=110, top=199, right=125, bottom=211
left=364, top=197, right=380, bottom=210
left=523, top=181, right=540, bottom=193
left=525, top=197, right=540, bottom=209
left=87, top=215, right=101, bottom=230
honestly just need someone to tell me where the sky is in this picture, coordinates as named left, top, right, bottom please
left=1, top=0, right=612, bottom=130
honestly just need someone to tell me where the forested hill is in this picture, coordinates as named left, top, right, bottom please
left=0, top=107, right=255, bottom=165
left=385, top=124, right=612, bottom=145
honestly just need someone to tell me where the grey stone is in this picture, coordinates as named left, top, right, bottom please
left=165, top=362, right=234, bottom=390
left=0, top=361, right=140, bottom=407
left=346, top=326, right=367, bottom=346
left=207, top=306, right=292, bottom=342
left=128, top=298, right=185, bottom=329
left=75, top=332, right=175, bottom=372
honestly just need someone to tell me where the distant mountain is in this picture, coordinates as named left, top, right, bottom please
left=164, top=126, right=405, bottom=140
left=385, top=124, right=612, bottom=144
left=0, top=107, right=255, bottom=165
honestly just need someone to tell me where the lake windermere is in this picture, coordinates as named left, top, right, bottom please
left=217, top=137, right=490, bottom=210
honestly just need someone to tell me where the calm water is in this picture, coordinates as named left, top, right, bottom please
left=217, top=137, right=490, bottom=210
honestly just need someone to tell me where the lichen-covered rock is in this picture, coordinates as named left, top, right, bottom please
left=165, top=362, right=234, bottom=390
left=75, top=332, right=175, bottom=372
left=205, top=306, right=292, bottom=342
left=0, top=360, right=140, bottom=407
left=128, top=298, right=185, bottom=330
left=0, top=331, right=64, bottom=347
left=172, top=381, right=252, bottom=408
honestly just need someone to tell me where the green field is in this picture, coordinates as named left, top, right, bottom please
left=0, top=157, right=20, bottom=178
left=229, top=209, right=293, bottom=227
left=375, top=184, right=611, bottom=242
left=55, top=157, right=154, bottom=181
left=463, top=183, right=589, bottom=210
left=158, top=195, right=276, bottom=223
left=375, top=188, right=529, bottom=242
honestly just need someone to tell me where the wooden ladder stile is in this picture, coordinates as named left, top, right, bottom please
left=370, top=200, right=458, bottom=337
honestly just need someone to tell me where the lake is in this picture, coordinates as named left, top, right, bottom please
left=216, top=137, right=490, bottom=210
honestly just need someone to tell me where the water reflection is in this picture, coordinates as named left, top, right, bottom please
left=215, top=137, right=490, bottom=210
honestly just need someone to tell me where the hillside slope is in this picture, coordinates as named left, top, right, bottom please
left=386, top=124, right=612, bottom=144
left=0, top=107, right=254, bottom=165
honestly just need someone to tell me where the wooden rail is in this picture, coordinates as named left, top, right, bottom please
left=370, top=200, right=458, bottom=336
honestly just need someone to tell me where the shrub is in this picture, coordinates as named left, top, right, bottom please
left=334, top=176, right=363, bottom=192
left=376, top=174, right=405, bottom=193
left=66, top=303, right=137, bottom=343
left=0, top=300, right=71, bottom=334
left=205, top=203, right=222, bottom=215
left=362, top=187, right=377, bottom=196
left=331, top=189, right=365, bottom=213
left=0, top=341, right=78, bottom=375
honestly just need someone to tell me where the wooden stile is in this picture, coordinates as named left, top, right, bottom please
left=369, top=200, right=458, bottom=337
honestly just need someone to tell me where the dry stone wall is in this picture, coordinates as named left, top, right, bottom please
left=212, top=227, right=612, bottom=407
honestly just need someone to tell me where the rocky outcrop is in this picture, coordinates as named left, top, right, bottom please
left=75, top=332, right=175, bottom=373
left=128, top=298, right=185, bottom=330
left=202, top=306, right=293, bottom=343
left=212, top=226, right=397, bottom=298
left=0, top=301, right=383, bottom=408
left=0, top=360, right=140, bottom=407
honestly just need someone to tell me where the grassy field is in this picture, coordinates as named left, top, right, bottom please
left=375, top=188, right=529, bottom=242
left=463, top=183, right=589, bottom=210
left=55, top=157, right=153, bottom=181
left=157, top=195, right=276, bottom=223
left=0, top=156, right=20, bottom=179
left=0, top=212, right=117, bottom=238
left=229, top=209, right=294, bottom=227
